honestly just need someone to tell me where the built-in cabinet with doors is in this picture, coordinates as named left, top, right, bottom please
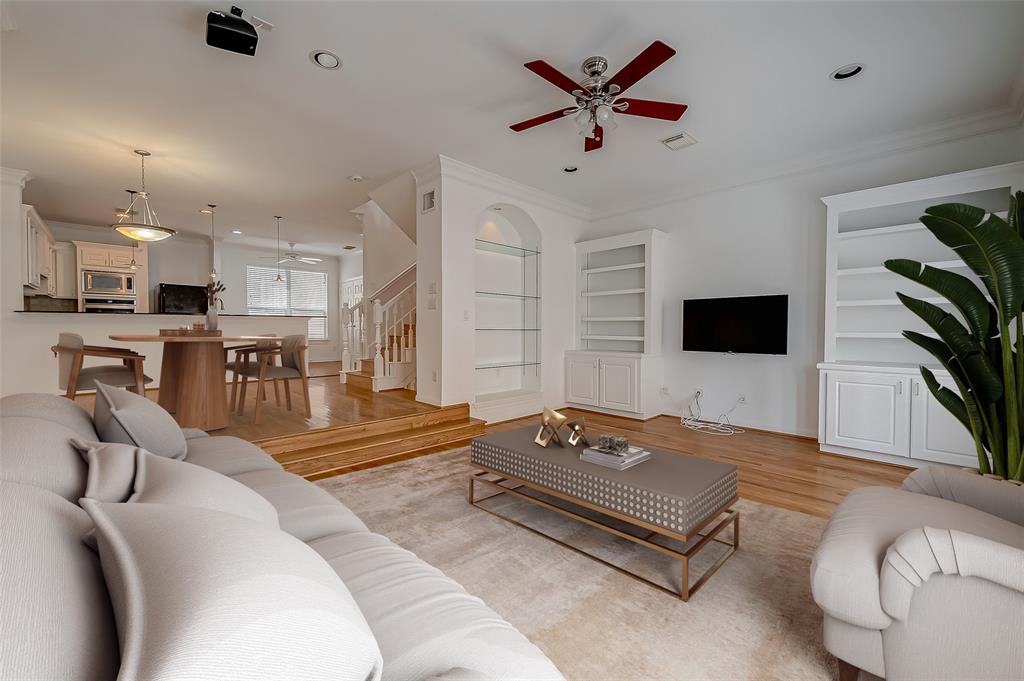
left=818, top=162, right=1023, bottom=467
left=564, top=229, right=665, bottom=418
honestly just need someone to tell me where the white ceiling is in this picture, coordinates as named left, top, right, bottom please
left=3, top=1, right=1023, bottom=254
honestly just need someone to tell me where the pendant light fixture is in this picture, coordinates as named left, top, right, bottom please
left=202, top=204, right=218, bottom=280
left=111, top=149, right=177, bottom=242
left=274, top=216, right=285, bottom=283
left=118, top=190, right=141, bottom=271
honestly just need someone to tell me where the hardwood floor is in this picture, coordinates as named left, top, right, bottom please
left=74, top=376, right=437, bottom=441
left=489, top=409, right=912, bottom=518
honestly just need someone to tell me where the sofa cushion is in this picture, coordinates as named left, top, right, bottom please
left=128, top=450, right=279, bottom=527
left=0, top=392, right=98, bottom=439
left=72, top=439, right=141, bottom=503
left=811, top=486, right=1024, bottom=630
left=185, top=435, right=282, bottom=476
left=181, top=427, right=209, bottom=440
left=232, top=469, right=368, bottom=541
left=0, top=482, right=119, bottom=681
left=93, top=382, right=187, bottom=459
left=902, top=466, right=1024, bottom=526
left=309, top=531, right=564, bottom=681
left=83, top=500, right=382, bottom=681
left=0, top=416, right=88, bottom=501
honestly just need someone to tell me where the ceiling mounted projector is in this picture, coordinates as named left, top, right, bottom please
left=206, top=6, right=257, bottom=56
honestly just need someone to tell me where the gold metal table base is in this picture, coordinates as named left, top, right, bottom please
left=468, top=468, right=739, bottom=602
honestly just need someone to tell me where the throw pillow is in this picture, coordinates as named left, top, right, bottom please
left=92, top=382, right=187, bottom=459
left=82, top=500, right=383, bottom=681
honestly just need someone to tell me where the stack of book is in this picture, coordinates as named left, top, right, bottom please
left=580, top=445, right=651, bottom=470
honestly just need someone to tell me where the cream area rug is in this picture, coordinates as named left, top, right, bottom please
left=317, top=447, right=837, bottom=681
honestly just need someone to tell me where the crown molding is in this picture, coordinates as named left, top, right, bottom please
left=437, top=155, right=591, bottom=220
left=1, top=167, right=31, bottom=189
left=591, top=104, right=1024, bottom=221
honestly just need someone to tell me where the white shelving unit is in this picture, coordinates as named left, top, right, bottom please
left=565, top=229, right=665, bottom=418
left=818, top=162, right=1024, bottom=467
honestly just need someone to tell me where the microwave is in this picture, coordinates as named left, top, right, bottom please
left=82, top=270, right=135, bottom=296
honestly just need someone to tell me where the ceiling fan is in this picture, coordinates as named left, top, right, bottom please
left=509, top=40, right=687, bottom=152
left=261, top=242, right=323, bottom=265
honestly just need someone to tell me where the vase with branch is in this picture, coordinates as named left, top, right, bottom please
left=206, top=281, right=225, bottom=332
left=884, top=191, right=1024, bottom=481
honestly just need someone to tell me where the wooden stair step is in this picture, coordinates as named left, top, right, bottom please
left=344, top=370, right=374, bottom=390
left=255, top=403, right=471, bottom=457
left=284, top=418, right=486, bottom=481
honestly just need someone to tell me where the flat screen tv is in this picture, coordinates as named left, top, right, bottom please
left=682, top=294, right=788, bottom=355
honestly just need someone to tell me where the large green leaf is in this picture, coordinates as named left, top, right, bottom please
left=1008, top=191, right=1024, bottom=240
left=884, top=258, right=994, bottom=338
left=898, top=294, right=1003, bottom=403
left=921, top=205, right=1024, bottom=320
left=920, top=366, right=970, bottom=431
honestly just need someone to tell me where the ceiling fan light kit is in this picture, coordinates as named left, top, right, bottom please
left=510, top=40, right=688, bottom=151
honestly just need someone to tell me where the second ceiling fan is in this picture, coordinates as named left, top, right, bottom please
left=509, top=40, right=687, bottom=152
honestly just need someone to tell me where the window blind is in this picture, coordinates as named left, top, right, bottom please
left=245, top=265, right=329, bottom=340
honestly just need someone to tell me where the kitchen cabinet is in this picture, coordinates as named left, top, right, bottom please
left=52, top=242, right=78, bottom=298
left=22, top=205, right=54, bottom=292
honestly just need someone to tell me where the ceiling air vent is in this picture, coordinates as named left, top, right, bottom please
left=660, top=131, right=697, bottom=151
left=421, top=189, right=436, bottom=214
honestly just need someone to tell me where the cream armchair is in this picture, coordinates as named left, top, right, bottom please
left=811, top=467, right=1024, bottom=681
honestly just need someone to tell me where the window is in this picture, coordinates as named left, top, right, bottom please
left=246, top=265, right=329, bottom=340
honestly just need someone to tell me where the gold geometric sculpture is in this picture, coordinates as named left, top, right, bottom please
left=564, top=416, right=589, bottom=447
left=534, top=407, right=568, bottom=447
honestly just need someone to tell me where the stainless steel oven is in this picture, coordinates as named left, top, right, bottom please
left=82, top=270, right=136, bottom=296
left=82, top=295, right=137, bottom=314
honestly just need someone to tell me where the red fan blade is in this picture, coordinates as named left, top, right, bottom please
left=616, top=98, right=687, bottom=121
left=509, top=109, right=573, bottom=132
left=584, top=124, right=604, bottom=152
left=524, top=60, right=588, bottom=96
left=606, top=40, right=676, bottom=95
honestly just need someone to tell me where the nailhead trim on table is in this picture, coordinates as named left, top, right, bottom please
left=471, top=440, right=737, bottom=536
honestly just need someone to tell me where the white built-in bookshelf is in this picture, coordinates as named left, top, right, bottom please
left=824, top=179, right=1016, bottom=367
left=575, top=230, right=663, bottom=354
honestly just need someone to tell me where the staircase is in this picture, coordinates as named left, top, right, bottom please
left=254, top=404, right=485, bottom=480
left=341, top=265, right=417, bottom=392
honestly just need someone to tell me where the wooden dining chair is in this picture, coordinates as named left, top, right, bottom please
left=225, top=336, right=281, bottom=412
left=51, top=332, right=151, bottom=399
left=233, top=334, right=311, bottom=424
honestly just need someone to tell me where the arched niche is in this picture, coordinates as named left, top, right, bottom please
left=474, top=203, right=542, bottom=401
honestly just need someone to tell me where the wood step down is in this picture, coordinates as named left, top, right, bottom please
left=253, top=404, right=484, bottom=481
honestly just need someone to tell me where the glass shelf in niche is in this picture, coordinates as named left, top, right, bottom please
left=474, top=239, right=541, bottom=257
left=475, top=290, right=541, bottom=299
left=475, top=361, right=541, bottom=370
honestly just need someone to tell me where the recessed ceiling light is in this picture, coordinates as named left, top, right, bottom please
left=231, top=229, right=243, bottom=234
left=830, top=63, right=865, bottom=81
left=310, top=50, right=342, bottom=70
left=348, top=175, right=364, bottom=183
left=563, top=166, right=578, bottom=173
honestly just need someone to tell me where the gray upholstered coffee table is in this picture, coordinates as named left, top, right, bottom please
left=469, top=426, right=739, bottom=601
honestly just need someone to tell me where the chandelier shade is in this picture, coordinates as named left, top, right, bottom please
left=111, top=150, right=177, bottom=242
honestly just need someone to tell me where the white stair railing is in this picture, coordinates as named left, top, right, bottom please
left=371, top=282, right=416, bottom=381
left=340, top=300, right=365, bottom=373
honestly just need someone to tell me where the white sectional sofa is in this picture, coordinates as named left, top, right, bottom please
left=0, top=392, right=564, bottom=681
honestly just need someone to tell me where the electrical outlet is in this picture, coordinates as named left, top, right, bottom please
left=694, top=388, right=703, bottom=399
left=738, top=394, right=747, bottom=404
left=659, top=386, right=670, bottom=397
left=432, top=370, right=437, bottom=383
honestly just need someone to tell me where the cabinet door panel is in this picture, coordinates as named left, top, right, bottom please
left=910, top=377, right=978, bottom=466
left=825, top=371, right=910, bottom=456
left=109, top=251, right=135, bottom=267
left=599, top=357, right=640, bottom=413
left=80, top=248, right=109, bottom=266
left=565, top=356, right=599, bottom=406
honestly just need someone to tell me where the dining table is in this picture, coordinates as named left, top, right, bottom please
left=109, top=333, right=286, bottom=431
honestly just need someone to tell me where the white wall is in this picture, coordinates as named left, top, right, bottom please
left=586, top=123, right=1024, bottom=436
left=218, top=242, right=341, bottom=362
left=359, top=200, right=415, bottom=298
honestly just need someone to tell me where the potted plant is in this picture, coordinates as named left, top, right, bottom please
left=884, top=191, right=1024, bottom=481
